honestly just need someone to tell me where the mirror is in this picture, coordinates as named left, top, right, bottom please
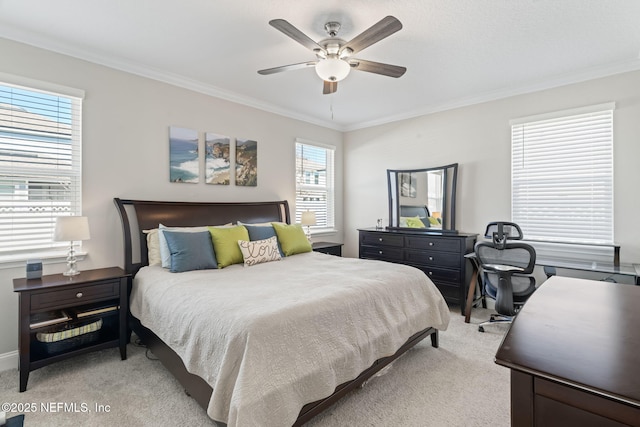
left=387, top=163, right=458, bottom=232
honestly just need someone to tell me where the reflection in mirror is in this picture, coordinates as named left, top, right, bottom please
left=387, top=163, right=458, bottom=232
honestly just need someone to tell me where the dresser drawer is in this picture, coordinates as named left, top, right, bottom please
left=405, top=236, right=461, bottom=253
left=433, top=282, right=461, bottom=302
left=31, top=280, right=120, bottom=311
left=360, top=245, right=404, bottom=262
left=360, top=232, right=404, bottom=247
left=405, top=249, right=460, bottom=269
left=413, top=265, right=461, bottom=285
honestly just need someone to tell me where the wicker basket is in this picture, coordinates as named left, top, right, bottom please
left=36, top=319, right=102, bottom=354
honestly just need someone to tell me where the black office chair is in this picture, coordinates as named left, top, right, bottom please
left=475, top=222, right=536, bottom=332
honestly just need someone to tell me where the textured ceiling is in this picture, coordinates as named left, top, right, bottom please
left=1, top=0, right=640, bottom=131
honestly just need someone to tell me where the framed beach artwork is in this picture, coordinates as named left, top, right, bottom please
left=205, top=132, right=231, bottom=185
left=400, top=172, right=416, bottom=198
left=236, top=138, right=257, bottom=186
left=169, top=126, right=199, bottom=183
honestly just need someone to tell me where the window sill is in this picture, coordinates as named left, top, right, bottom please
left=0, top=250, right=87, bottom=270
left=310, top=228, right=339, bottom=237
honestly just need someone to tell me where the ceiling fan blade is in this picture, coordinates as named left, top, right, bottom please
left=340, top=16, right=402, bottom=55
left=258, top=61, right=317, bottom=75
left=269, top=19, right=325, bottom=53
left=323, top=80, right=337, bottom=95
left=349, top=59, right=406, bottom=78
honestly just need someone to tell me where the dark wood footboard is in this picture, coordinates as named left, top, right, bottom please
left=131, top=313, right=438, bottom=426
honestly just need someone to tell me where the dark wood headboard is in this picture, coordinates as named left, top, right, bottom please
left=113, top=198, right=290, bottom=275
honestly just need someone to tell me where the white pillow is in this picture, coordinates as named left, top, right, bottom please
left=158, top=224, right=230, bottom=268
left=238, top=236, right=282, bottom=267
left=143, top=228, right=161, bottom=266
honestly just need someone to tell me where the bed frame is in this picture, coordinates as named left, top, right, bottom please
left=114, top=198, right=439, bottom=426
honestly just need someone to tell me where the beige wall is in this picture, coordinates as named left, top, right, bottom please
left=0, top=38, right=343, bottom=357
left=343, top=70, right=640, bottom=264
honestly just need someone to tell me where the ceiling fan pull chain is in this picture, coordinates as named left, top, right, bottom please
left=330, top=95, right=334, bottom=120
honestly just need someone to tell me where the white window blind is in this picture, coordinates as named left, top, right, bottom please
left=0, top=79, right=83, bottom=255
left=295, top=138, right=335, bottom=231
left=511, top=103, right=614, bottom=247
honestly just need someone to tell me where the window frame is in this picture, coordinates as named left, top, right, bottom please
left=294, top=138, right=336, bottom=234
left=0, top=72, right=85, bottom=266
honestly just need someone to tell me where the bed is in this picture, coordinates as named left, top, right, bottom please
left=114, top=198, right=450, bottom=426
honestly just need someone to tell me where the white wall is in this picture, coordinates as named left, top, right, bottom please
left=343, top=70, right=640, bottom=264
left=0, top=38, right=343, bottom=357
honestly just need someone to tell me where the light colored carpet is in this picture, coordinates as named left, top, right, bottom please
left=0, top=307, right=510, bottom=426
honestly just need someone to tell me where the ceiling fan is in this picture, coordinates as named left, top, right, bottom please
left=258, top=16, right=407, bottom=94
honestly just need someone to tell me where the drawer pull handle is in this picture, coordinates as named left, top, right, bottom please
left=429, top=242, right=434, bottom=246
left=76, top=292, right=83, bottom=298
left=378, top=238, right=383, bottom=242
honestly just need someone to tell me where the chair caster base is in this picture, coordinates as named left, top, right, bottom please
left=478, top=326, right=485, bottom=332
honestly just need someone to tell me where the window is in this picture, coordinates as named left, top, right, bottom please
left=511, top=103, right=614, bottom=254
left=0, top=76, right=84, bottom=258
left=295, top=138, right=335, bottom=231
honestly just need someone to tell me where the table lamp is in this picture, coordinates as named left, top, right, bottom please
left=54, top=216, right=91, bottom=276
left=301, top=210, right=317, bottom=241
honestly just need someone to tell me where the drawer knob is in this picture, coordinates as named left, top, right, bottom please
left=379, top=250, right=383, bottom=254
left=378, top=238, right=383, bottom=242
left=76, top=292, right=83, bottom=298
left=429, top=242, right=434, bottom=246
left=429, top=256, right=434, bottom=261
left=428, top=271, right=433, bottom=276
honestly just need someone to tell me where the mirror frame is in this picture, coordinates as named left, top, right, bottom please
left=387, top=163, right=458, bottom=233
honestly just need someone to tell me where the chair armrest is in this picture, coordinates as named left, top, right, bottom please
left=483, top=264, right=525, bottom=273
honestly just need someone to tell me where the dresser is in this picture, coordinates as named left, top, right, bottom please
left=358, top=228, right=476, bottom=312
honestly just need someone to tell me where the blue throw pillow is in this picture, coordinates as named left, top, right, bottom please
left=244, top=225, right=285, bottom=257
left=163, top=230, right=217, bottom=273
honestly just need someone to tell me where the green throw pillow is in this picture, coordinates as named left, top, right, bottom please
left=208, top=225, right=249, bottom=268
left=272, top=223, right=312, bottom=256
left=405, top=216, right=426, bottom=228
left=428, top=216, right=440, bottom=226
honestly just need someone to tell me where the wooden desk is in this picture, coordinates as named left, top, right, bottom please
left=495, top=276, right=640, bottom=426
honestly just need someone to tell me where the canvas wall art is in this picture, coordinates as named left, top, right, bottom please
left=169, top=126, right=199, bottom=183
left=205, top=132, right=231, bottom=185
left=236, top=138, right=257, bottom=186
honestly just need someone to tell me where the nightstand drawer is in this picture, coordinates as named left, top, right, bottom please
left=360, top=232, right=404, bottom=247
left=31, top=281, right=120, bottom=311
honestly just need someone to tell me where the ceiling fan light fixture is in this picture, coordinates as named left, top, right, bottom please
left=315, top=57, right=351, bottom=82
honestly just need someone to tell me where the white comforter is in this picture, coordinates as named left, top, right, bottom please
left=130, top=251, right=450, bottom=427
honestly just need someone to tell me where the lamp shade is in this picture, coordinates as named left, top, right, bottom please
left=301, top=211, right=317, bottom=226
left=315, top=57, right=351, bottom=82
left=54, top=216, right=91, bottom=242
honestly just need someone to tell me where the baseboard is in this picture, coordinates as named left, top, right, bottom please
left=0, top=350, right=18, bottom=372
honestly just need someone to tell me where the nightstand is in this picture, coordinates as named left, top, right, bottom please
left=312, top=242, right=343, bottom=257
left=13, top=267, right=130, bottom=392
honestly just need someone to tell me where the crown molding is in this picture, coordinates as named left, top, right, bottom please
left=0, top=28, right=345, bottom=131
left=343, top=58, right=640, bottom=132
left=2, top=26, right=639, bottom=134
